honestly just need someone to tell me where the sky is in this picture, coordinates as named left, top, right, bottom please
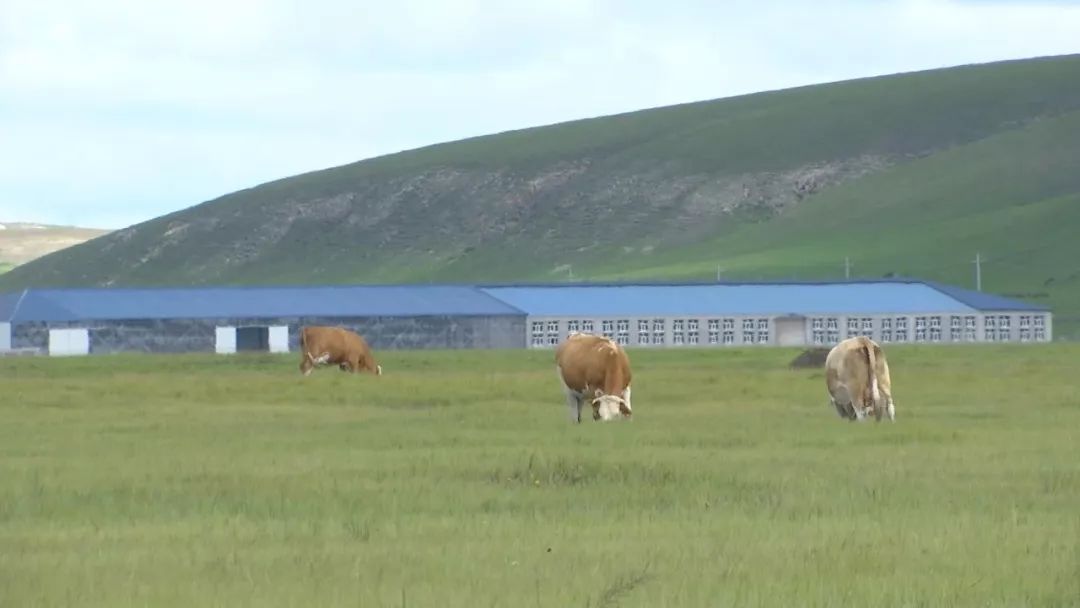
left=1, top=0, right=1079, bottom=230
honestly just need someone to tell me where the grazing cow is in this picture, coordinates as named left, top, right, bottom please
left=555, top=332, right=632, bottom=423
left=298, top=326, right=382, bottom=376
left=825, top=336, right=894, bottom=422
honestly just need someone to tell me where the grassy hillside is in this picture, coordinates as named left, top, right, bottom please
left=2, top=347, right=1080, bottom=606
left=2, top=55, right=1080, bottom=332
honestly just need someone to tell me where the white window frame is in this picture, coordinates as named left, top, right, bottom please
left=546, top=321, right=560, bottom=345
left=530, top=321, right=544, bottom=347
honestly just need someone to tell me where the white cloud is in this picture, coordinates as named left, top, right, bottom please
left=1, top=0, right=1079, bottom=228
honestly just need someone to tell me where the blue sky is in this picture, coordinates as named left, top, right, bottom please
left=1, top=0, right=1078, bottom=229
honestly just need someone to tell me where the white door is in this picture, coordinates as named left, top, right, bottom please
left=0, top=322, right=10, bottom=351
left=268, top=326, right=289, bottom=353
left=775, top=318, right=807, bottom=347
left=49, top=328, right=90, bottom=356
left=215, top=326, right=236, bottom=354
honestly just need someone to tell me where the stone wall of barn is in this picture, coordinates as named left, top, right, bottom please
left=10, top=315, right=526, bottom=354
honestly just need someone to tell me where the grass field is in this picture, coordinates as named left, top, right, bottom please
left=2, top=346, right=1079, bottom=607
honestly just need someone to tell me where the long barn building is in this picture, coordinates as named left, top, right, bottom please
left=0, top=279, right=1050, bottom=356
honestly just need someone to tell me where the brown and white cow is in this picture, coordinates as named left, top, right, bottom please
left=825, top=336, right=894, bottom=422
left=555, top=332, right=632, bottom=423
left=298, top=326, right=382, bottom=376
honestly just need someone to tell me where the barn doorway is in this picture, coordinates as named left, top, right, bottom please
left=231, top=325, right=289, bottom=353
left=236, top=326, right=270, bottom=352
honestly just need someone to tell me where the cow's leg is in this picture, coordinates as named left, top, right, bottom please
left=300, top=353, right=314, bottom=376
left=830, top=386, right=854, bottom=420
left=556, top=366, right=582, bottom=423
left=566, top=391, right=583, bottom=423
left=886, top=400, right=896, bottom=422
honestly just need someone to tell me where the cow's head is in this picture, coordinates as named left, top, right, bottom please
left=591, top=392, right=632, bottom=422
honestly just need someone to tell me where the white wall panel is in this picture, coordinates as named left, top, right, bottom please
left=215, top=326, right=236, bottom=354
left=268, top=326, right=289, bottom=353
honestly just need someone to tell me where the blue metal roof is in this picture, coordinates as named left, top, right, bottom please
left=924, top=281, right=1049, bottom=312
left=481, top=282, right=991, bottom=316
left=0, top=280, right=1047, bottom=323
left=0, top=286, right=524, bottom=322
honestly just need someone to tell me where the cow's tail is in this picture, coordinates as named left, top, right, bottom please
left=300, top=327, right=311, bottom=361
left=863, top=339, right=880, bottom=405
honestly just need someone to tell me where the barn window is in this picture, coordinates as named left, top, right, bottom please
left=616, top=320, right=630, bottom=345
left=757, top=329, right=769, bottom=344
left=812, top=318, right=823, bottom=330
left=1034, top=315, right=1046, bottom=341
left=964, top=316, right=976, bottom=341
left=672, top=319, right=685, bottom=345
left=930, top=316, right=942, bottom=342
left=652, top=319, right=665, bottom=344
left=687, top=320, right=699, bottom=345
left=531, top=322, right=545, bottom=347
left=723, top=330, right=735, bottom=345
left=547, top=321, right=560, bottom=345
left=950, top=316, right=962, bottom=341
left=846, top=318, right=859, bottom=339
left=998, top=315, right=1011, bottom=341
left=984, top=316, right=996, bottom=341
left=723, top=318, right=734, bottom=330
left=638, top=320, right=650, bottom=345
left=894, top=318, right=908, bottom=342
left=813, top=329, right=825, bottom=345
left=914, top=317, right=927, bottom=342
left=601, top=320, right=615, bottom=338
left=707, top=319, right=720, bottom=344
left=861, top=318, right=873, bottom=337
left=880, top=329, right=892, bottom=343
left=581, top=320, right=594, bottom=334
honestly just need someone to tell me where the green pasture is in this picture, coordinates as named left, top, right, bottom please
left=1, top=346, right=1078, bottom=607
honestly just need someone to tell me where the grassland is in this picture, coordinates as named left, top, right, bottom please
left=2, top=346, right=1079, bottom=607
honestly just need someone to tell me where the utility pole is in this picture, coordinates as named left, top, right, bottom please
left=568, top=265, right=573, bottom=281
left=844, top=257, right=851, bottom=279
left=716, top=265, right=722, bottom=282
left=973, top=252, right=982, bottom=292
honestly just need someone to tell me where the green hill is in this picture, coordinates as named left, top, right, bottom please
left=3, top=54, right=1080, bottom=335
